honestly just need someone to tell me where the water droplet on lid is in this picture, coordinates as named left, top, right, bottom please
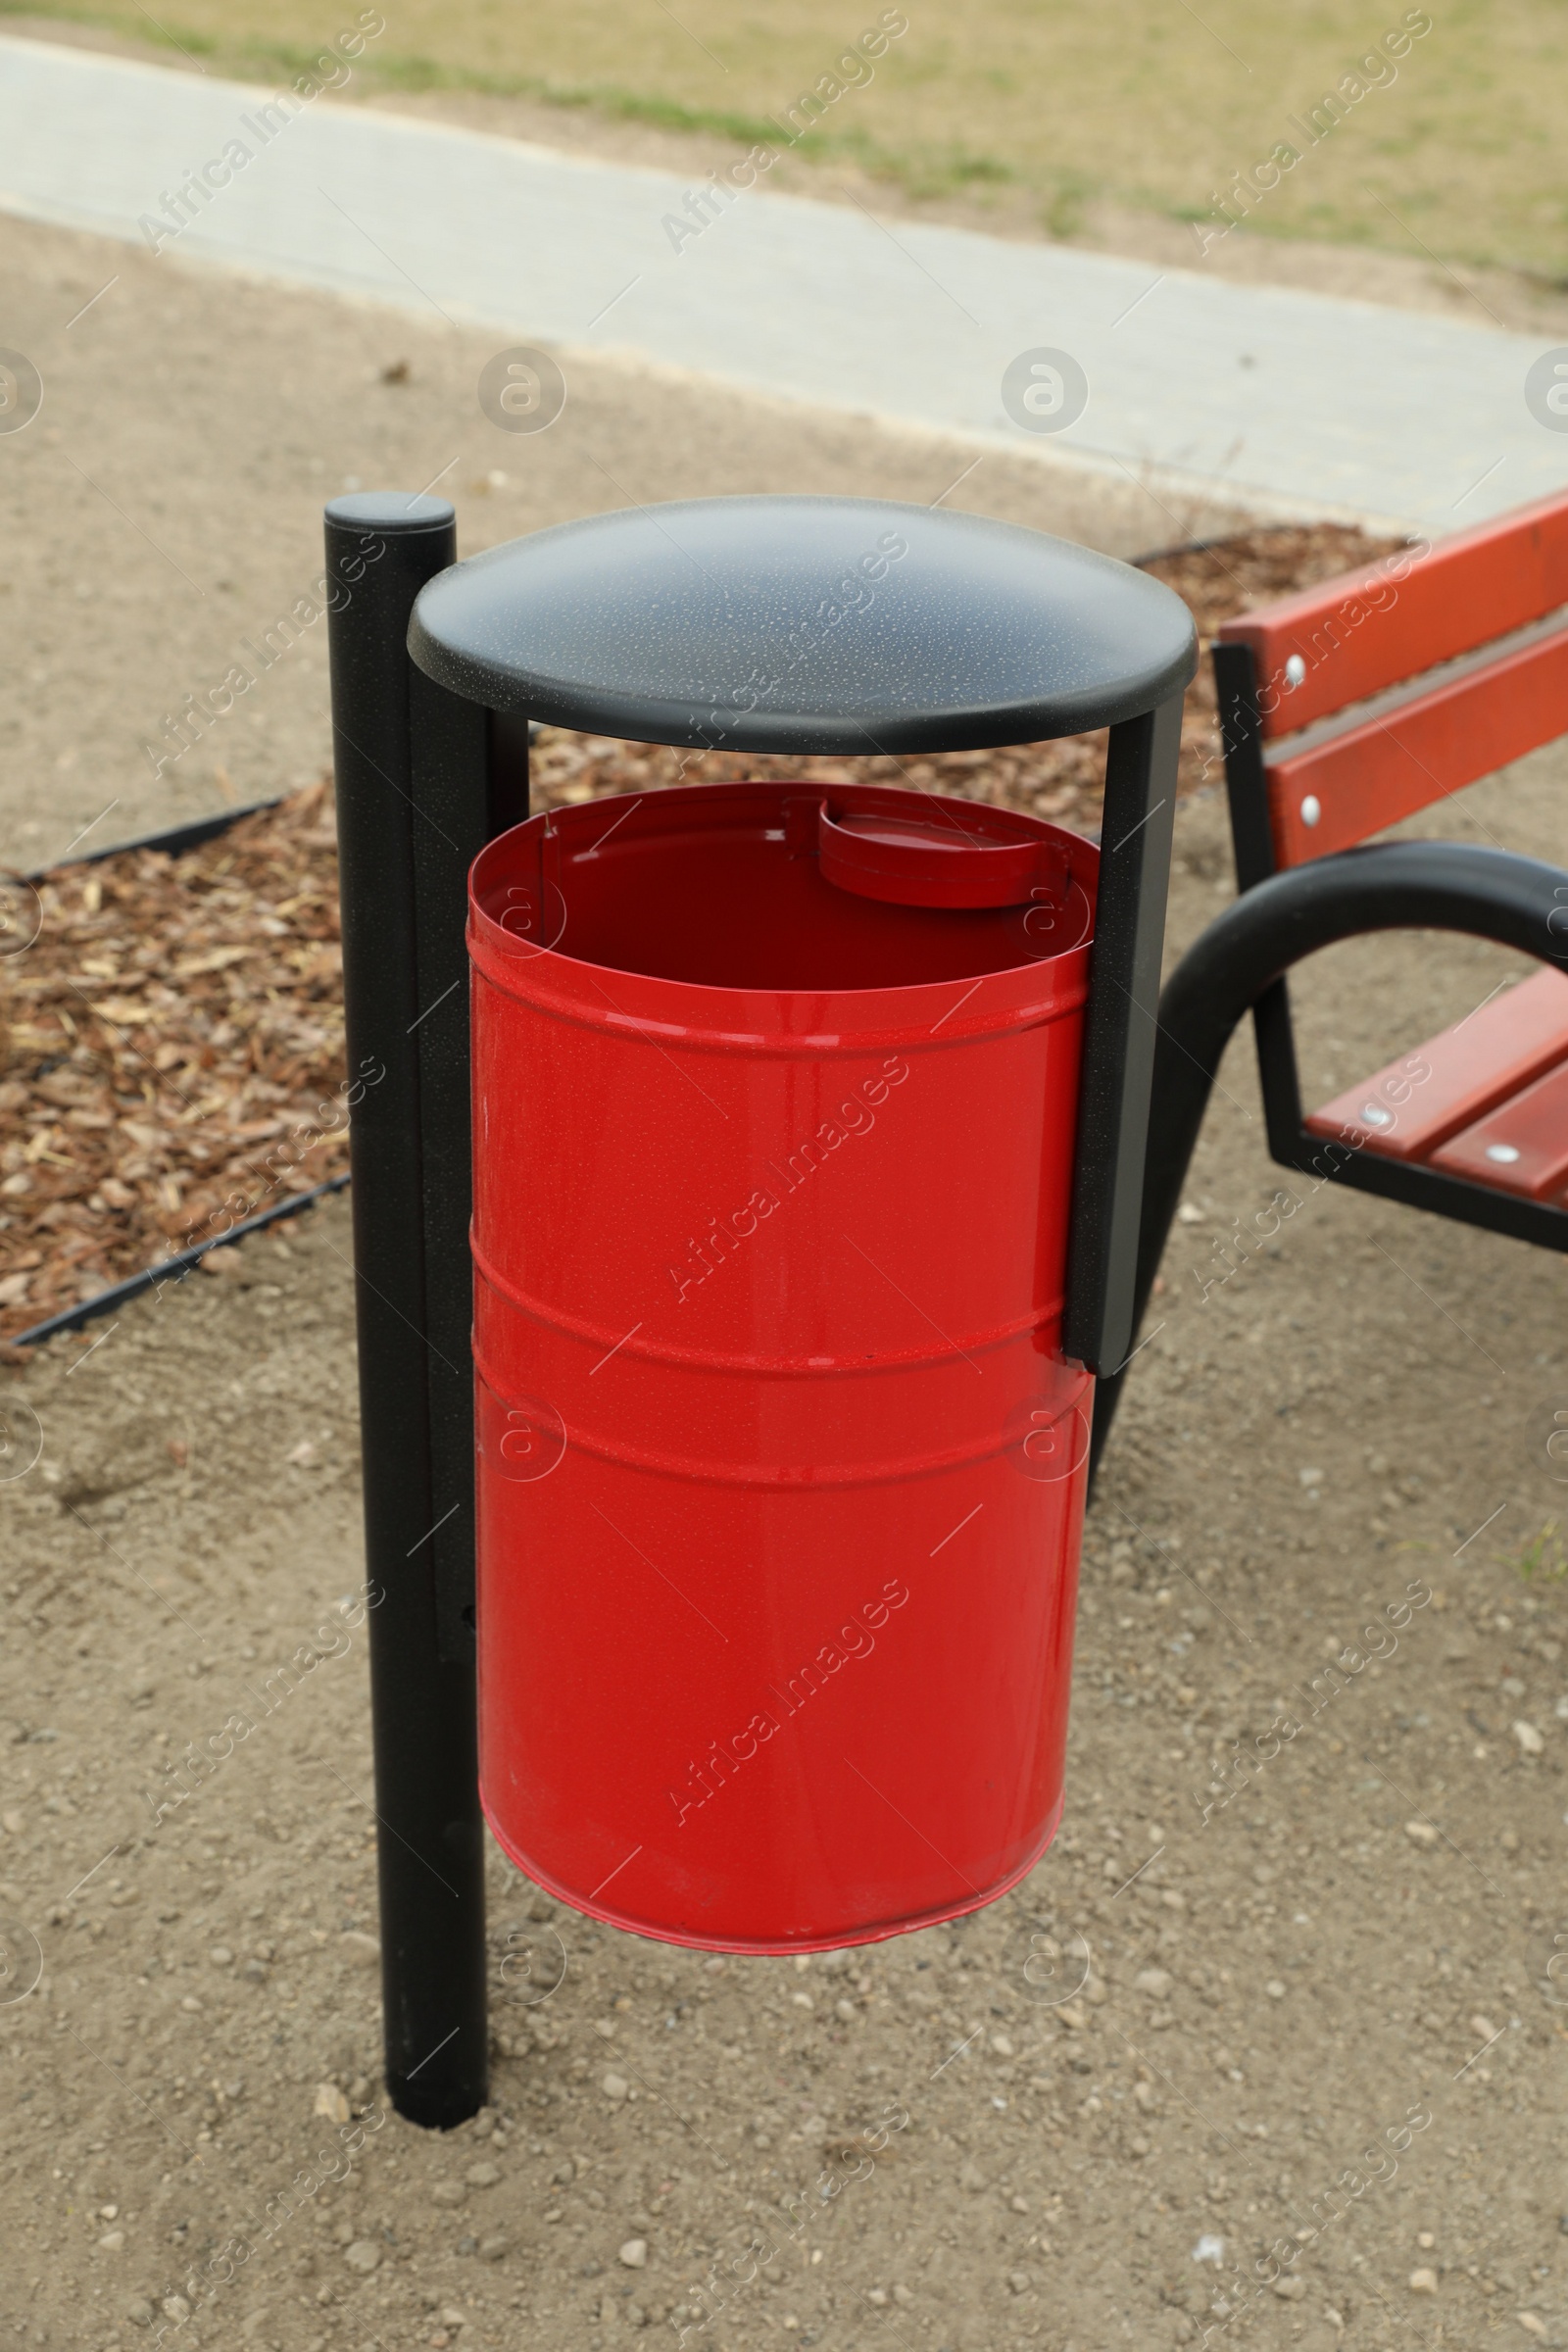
left=1486, top=1143, right=1521, bottom=1163
left=1299, top=793, right=1321, bottom=826
left=1284, top=655, right=1306, bottom=687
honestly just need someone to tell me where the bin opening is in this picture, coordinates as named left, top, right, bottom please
left=471, top=779, right=1096, bottom=995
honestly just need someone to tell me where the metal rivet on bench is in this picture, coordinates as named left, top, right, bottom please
left=1285, top=654, right=1306, bottom=687
left=1361, top=1102, right=1394, bottom=1126
left=1486, top=1143, right=1522, bottom=1163
left=1299, top=794, right=1322, bottom=827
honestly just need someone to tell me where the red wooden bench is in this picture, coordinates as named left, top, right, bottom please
left=1210, top=486, right=1568, bottom=1247
left=1092, top=487, right=1568, bottom=1471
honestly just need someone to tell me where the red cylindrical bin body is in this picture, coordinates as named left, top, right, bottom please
left=468, top=779, right=1099, bottom=1952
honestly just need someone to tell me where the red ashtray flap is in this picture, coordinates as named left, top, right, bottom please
left=818, top=802, right=1068, bottom=909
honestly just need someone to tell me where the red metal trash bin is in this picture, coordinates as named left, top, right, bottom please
left=469, top=778, right=1102, bottom=1951
left=328, top=490, right=1194, bottom=2115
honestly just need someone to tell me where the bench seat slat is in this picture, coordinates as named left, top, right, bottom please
left=1431, top=1057, right=1568, bottom=1200
left=1303, top=964, right=1568, bottom=1158
left=1266, top=625, right=1568, bottom=868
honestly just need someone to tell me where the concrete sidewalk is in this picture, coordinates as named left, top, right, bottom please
left=0, top=32, right=1563, bottom=531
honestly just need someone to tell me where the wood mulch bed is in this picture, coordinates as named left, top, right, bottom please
left=0, top=784, right=347, bottom=1345
left=0, top=523, right=1400, bottom=1347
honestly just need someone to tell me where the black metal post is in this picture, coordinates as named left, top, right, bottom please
left=324, top=493, right=491, bottom=2129
left=408, top=673, right=529, bottom=1660
left=1210, top=639, right=1310, bottom=1168
left=1062, top=689, right=1184, bottom=1379
left=1211, top=641, right=1276, bottom=893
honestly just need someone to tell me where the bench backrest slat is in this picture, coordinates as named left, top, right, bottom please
left=1265, top=624, right=1568, bottom=868
left=1216, top=488, right=1568, bottom=742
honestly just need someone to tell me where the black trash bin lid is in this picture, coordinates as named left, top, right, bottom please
left=407, top=494, right=1196, bottom=757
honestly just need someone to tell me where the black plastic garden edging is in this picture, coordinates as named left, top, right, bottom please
left=20, top=795, right=286, bottom=883
left=8, top=1175, right=351, bottom=1349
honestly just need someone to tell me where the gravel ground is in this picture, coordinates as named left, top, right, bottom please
left=5, top=755, right=1568, bottom=2352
